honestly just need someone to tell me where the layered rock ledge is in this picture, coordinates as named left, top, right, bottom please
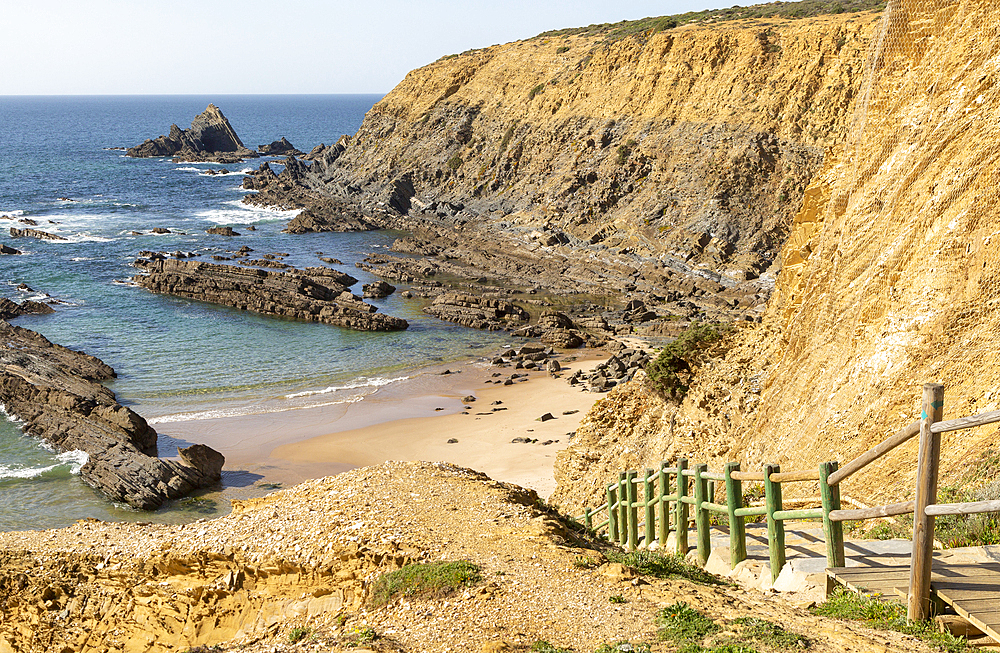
left=0, top=320, right=224, bottom=510
left=132, top=258, right=409, bottom=332
left=126, top=104, right=259, bottom=163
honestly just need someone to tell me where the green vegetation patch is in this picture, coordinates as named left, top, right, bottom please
left=658, top=602, right=721, bottom=646
left=528, top=83, right=546, bottom=100
left=535, top=1, right=886, bottom=43
left=532, top=641, right=575, bottom=653
left=288, top=627, right=310, bottom=643
left=646, top=322, right=733, bottom=401
left=734, top=617, right=809, bottom=649
left=605, top=549, right=729, bottom=586
left=594, top=644, right=651, bottom=653
left=812, top=589, right=968, bottom=653
left=446, top=155, right=463, bottom=172
left=368, top=560, right=482, bottom=606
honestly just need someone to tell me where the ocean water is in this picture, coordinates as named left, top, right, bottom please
left=0, top=95, right=511, bottom=531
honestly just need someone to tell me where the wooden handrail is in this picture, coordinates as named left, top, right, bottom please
left=731, top=471, right=765, bottom=481
left=930, top=409, right=1000, bottom=433
left=828, top=500, right=915, bottom=522
left=925, top=499, right=1000, bottom=516
left=770, top=469, right=820, bottom=483
left=827, top=420, right=920, bottom=486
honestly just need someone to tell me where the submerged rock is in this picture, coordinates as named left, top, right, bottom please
left=0, top=320, right=223, bottom=510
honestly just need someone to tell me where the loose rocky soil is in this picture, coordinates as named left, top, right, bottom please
left=0, top=462, right=932, bottom=653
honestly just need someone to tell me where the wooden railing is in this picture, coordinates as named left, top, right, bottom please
left=575, top=459, right=845, bottom=584
left=575, top=383, right=1000, bottom=623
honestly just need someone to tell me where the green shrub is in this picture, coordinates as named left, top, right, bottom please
left=368, top=560, right=481, bottom=606
left=288, top=627, right=310, bottom=643
left=342, top=626, right=378, bottom=648
left=556, top=46, right=570, bottom=54
left=446, top=155, right=463, bottom=172
left=646, top=322, right=732, bottom=401
left=528, top=84, right=545, bottom=100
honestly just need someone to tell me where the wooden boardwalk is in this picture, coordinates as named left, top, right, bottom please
left=828, top=560, right=1000, bottom=644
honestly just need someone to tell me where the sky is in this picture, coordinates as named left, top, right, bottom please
left=0, top=0, right=734, bottom=95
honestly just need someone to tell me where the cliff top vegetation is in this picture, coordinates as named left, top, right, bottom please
left=536, top=0, right=886, bottom=41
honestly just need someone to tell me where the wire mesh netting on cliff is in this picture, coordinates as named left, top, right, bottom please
left=755, top=0, right=1000, bottom=494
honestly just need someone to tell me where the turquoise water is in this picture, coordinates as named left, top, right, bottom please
left=0, top=96, right=510, bottom=530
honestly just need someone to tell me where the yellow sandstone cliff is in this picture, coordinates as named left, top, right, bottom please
left=554, top=0, right=1000, bottom=512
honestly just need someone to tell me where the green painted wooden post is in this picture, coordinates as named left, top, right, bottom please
left=584, top=507, right=593, bottom=531
left=618, top=472, right=628, bottom=546
left=626, top=470, right=639, bottom=551
left=658, top=460, right=670, bottom=548
left=606, top=483, right=619, bottom=543
left=694, top=463, right=710, bottom=565
left=675, top=458, right=689, bottom=555
left=644, top=468, right=656, bottom=549
left=764, top=463, right=786, bottom=583
left=725, top=462, right=747, bottom=568
left=819, top=461, right=845, bottom=569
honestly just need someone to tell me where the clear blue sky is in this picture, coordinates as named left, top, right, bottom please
left=1, top=1, right=733, bottom=95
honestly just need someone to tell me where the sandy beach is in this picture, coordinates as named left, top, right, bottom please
left=157, top=350, right=609, bottom=501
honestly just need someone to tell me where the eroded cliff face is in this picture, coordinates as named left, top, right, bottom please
left=554, top=0, right=1000, bottom=511
left=327, top=13, right=876, bottom=283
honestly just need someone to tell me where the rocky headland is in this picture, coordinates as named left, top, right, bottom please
left=0, top=320, right=224, bottom=510
left=131, top=257, right=409, bottom=331
left=237, top=11, right=882, bottom=341
left=126, top=104, right=260, bottom=163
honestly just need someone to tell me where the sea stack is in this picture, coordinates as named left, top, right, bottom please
left=126, top=104, right=259, bottom=163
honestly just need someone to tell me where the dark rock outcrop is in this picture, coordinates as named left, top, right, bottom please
left=132, top=258, right=408, bottom=332
left=363, top=280, right=396, bottom=298
left=0, top=320, right=224, bottom=510
left=126, top=105, right=259, bottom=163
left=0, top=244, right=21, bottom=254
left=10, top=227, right=67, bottom=241
left=0, top=298, right=55, bottom=320
left=423, top=293, right=528, bottom=331
left=206, top=226, right=240, bottom=236
left=258, top=137, right=303, bottom=156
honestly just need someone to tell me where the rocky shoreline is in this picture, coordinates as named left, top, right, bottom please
left=0, top=320, right=224, bottom=510
left=131, top=257, right=409, bottom=332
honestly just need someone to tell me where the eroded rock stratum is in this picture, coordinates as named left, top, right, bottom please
left=555, top=0, right=1000, bottom=510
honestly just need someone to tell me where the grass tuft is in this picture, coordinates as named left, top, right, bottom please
left=605, top=549, right=729, bottom=586
left=812, top=589, right=968, bottom=653
left=368, top=560, right=481, bottom=606
left=658, top=602, right=720, bottom=645
left=734, top=617, right=809, bottom=649
left=532, top=641, right=575, bottom=653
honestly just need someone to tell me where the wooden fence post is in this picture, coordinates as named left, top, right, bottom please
left=618, top=472, right=628, bottom=547
left=658, top=461, right=670, bottom=548
left=725, top=462, right=747, bottom=568
left=694, top=463, right=710, bottom=565
left=764, top=463, right=786, bottom=583
left=820, top=461, right=845, bottom=569
left=626, top=470, right=639, bottom=552
left=908, top=383, right=944, bottom=621
left=607, top=482, right=619, bottom=543
left=584, top=507, right=593, bottom=531
left=644, top=468, right=656, bottom=549
left=676, top=458, right=689, bottom=555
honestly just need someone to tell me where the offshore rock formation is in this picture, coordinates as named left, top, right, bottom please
left=126, top=104, right=259, bottom=163
left=132, top=258, right=409, bottom=332
left=554, top=0, right=1000, bottom=510
left=10, top=226, right=67, bottom=241
left=258, top=136, right=303, bottom=156
left=0, top=320, right=223, bottom=510
left=241, top=12, right=880, bottom=329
